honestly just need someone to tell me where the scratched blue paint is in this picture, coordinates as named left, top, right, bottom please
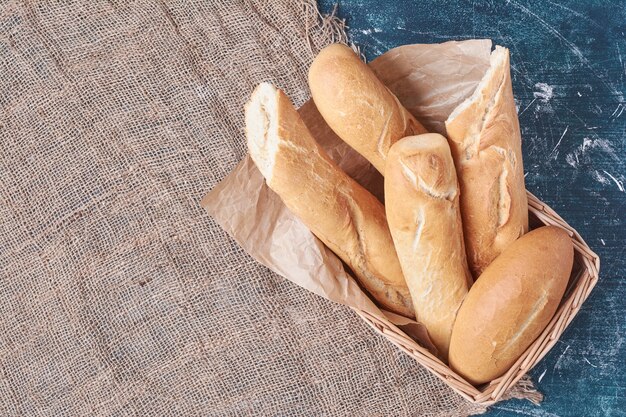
left=319, top=1, right=626, bottom=415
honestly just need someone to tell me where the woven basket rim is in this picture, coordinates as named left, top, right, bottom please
left=354, top=190, right=599, bottom=405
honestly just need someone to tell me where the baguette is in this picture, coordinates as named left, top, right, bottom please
left=449, top=226, right=574, bottom=385
left=309, top=44, right=427, bottom=174
left=385, top=134, right=471, bottom=359
left=445, top=46, right=528, bottom=278
left=245, top=82, right=414, bottom=317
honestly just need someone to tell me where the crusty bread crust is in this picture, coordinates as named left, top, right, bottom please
left=309, top=44, right=427, bottom=174
left=246, top=83, right=415, bottom=317
left=445, top=46, right=529, bottom=278
left=385, top=134, right=471, bottom=359
left=448, top=226, right=573, bottom=385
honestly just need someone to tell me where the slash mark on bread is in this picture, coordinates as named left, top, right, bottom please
left=376, top=111, right=393, bottom=158
left=464, top=68, right=507, bottom=161
left=390, top=90, right=409, bottom=133
left=493, top=289, right=549, bottom=356
left=399, top=158, right=457, bottom=202
left=497, top=166, right=511, bottom=227
left=412, top=209, right=425, bottom=252
left=337, top=190, right=374, bottom=281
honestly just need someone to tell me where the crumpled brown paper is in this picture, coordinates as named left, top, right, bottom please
left=202, top=39, right=493, bottom=353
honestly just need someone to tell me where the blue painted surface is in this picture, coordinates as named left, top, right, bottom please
left=319, top=1, right=626, bottom=416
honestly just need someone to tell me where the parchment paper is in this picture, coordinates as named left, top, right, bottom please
left=202, top=39, right=493, bottom=352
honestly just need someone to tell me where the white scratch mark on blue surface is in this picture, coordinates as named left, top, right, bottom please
left=600, top=238, right=606, bottom=246
left=592, top=170, right=611, bottom=185
left=494, top=406, right=562, bottom=417
left=534, top=83, right=554, bottom=102
left=519, top=98, right=537, bottom=116
left=554, top=344, right=570, bottom=370
left=507, top=0, right=623, bottom=100
left=544, top=0, right=603, bottom=29
left=360, top=28, right=382, bottom=35
left=602, top=170, right=625, bottom=192
left=549, top=125, right=568, bottom=158
left=537, top=368, right=547, bottom=383
left=507, top=0, right=584, bottom=61
left=566, top=137, right=619, bottom=168
left=583, top=357, right=598, bottom=368
left=610, top=103, right=622, bottom=118
left=395, top=26, right=476, bottom=40
left=361, top=34, right=387, bottom=56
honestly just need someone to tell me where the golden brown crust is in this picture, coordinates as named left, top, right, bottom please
left=445, top=46, right=528, bottom=278
left=448, top=226, right=574, bottom=385
left=385, top=134, right=471, bottom=359
left=309, top=44, right=427, bottom=174
left=245, top=83, right=414, bottom=317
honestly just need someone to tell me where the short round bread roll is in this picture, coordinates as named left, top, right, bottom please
left=449, top=226, right=574, bottom=385
left=384, top=134, right=471, bottom=359
left=309, top=43, right=427, bottom=174
left=245, top=82, right=414, bottom=317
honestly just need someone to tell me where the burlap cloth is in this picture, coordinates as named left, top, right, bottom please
left=0, top=1, right=537, bottom=415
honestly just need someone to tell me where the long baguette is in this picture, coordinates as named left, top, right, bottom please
left=309, top=44, right=427, bottom=174
left=245, top=82, right=414, bottom=317
left=445, top=46, right=529, bottom=278
left=384, top=134, right=471, bottom=359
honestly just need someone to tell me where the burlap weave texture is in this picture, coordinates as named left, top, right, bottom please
left=0, top=1, right=494, bottom=415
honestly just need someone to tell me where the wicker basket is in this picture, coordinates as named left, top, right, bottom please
left=352, top=191, right=599, bottom=405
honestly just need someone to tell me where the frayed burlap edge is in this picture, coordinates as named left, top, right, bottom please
left=502, top=375, right=543, bottom=404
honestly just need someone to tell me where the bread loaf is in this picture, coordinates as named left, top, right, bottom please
left=245, top=82, right=414, bottom=317
left=385, top=134, right=471, bottom=359
left=448, top=226, right=574, bottom=385
left=309, top=44, right=427, bottom=174
left=445, top=46, right=528, bottom=278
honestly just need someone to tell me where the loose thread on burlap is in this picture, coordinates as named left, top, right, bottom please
left=502, top=375, right=544, bottom=405
left=302, top=0, right=364, bottom=59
